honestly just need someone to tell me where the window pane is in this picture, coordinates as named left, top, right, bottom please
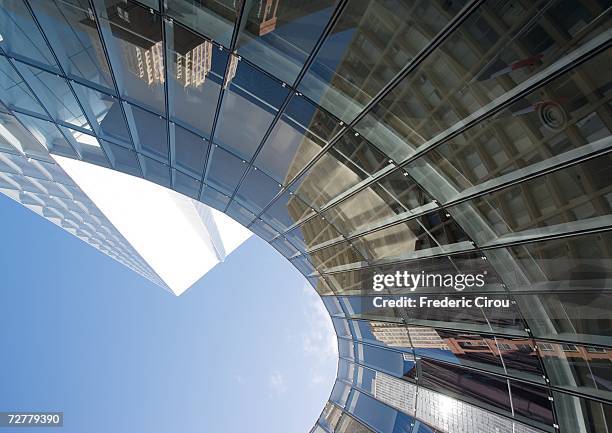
left=299, top=0, right=466, bottom=122
left=29, top=0, right=114, bottom=90
left=94, top=0, right=165, bottom=113
left=123, top=102, right=168, bottom=162
left=236, top=0, right=336, bottom=84
left=204, top=146, right=247, bottom=195
left=165, top=0, right=237, bottom=48
left=214, top=60, right=289, bottom=160
left=170, top=123, right=209, bottom=178
left=0, top=0, right=57, bottom=68
left=0, top=56, right=46, bottom=115
left=255, top=95, right=342, bottom=184
left=165, top=22, right=226, bottom=138
left=356, top=0, right=612, bottom=159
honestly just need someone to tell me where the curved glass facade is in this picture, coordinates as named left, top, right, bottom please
left=0, top=0, right=611, bottom=431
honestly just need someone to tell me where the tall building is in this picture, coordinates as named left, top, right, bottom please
left=0, top=0, right=611, bottom=432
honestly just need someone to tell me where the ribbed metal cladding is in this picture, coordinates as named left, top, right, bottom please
left=0, top=0, right=611, bottom=432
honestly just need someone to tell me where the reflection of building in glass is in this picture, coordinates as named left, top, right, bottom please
left=370, top=322, right=449, bottom=350
left=372, top=371, right=416, bottom=415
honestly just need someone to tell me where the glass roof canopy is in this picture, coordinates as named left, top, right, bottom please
left=0, top=0, right=611, bottom=432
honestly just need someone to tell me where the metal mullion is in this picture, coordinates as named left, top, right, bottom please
left=222, top=0, right=351, bottom=212
left=0, top=54, right=82, bottom=159
left=196, top=0, right=249, bottom=199
left=88, top=0, right=144, bottom=177
left=160, top=17, right=172, bottom=186
left=22, top=0, right=116, bottom=166
left=277, top=31, right=612, bottom=223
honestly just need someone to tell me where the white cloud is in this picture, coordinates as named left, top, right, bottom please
left=269, top=371, right=287, bottom=394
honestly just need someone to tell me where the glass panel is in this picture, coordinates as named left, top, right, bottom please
left=405, top=48, right=612, bottom=200
left=261, top=190, right=313, bottom=232
left=234, top=167, right=282, bottom=214
left=354, top=342, right=416, bottom=379
left=164, top=0, right=237, bottom=48
left=0, top=0, right=57, bottom=68
left=319, top=402, right=343, bottom=432
left=123, top=102, right=168, bottom=162
left=356, top=0, right=612, bottom=160
left=236, top=0, right=336, bottom=85
left=419, top=358, right=512, bottom=415
left=270, top=236, right=298, bottom=257
left=510, top=380, right=553, bottom=428
left=330, top=380, right=351, bottom=408
left=290, top=214, right=343, bottom=251
left=336, top=414, right=375, bottom=433
left=200, top=184, right=229, bottom=211
left=249, top=219, right=278, bottom=242
left=72, top=83, right=132, bottom=147
left=292, top=132, right=390, bottom=209
left=350, top=320, right=412, bottom=352
left=516, top=292, right=612, bottom=347
left=225, top=200, right=255, bottom=226
left=101, top=139, right=141, bottom=177
left=449, top=153, right=612, bottom=246
left=299, top=0, right=466, bottom=122
left=14, top=113, right=76, bottom=158
left=94, top=0, right=165, bottom=113
left=0, top=112, right=50, bottom=160
left=537, top=341, right=612, bottom=402
left=323, top=171, right=431, bottom=236
left=486, top=231, right=612, bottom=291
left=351, top=218, right=437, bottom=261
left=59, top=126, right=109, bottom=167
left=307, top=240, right=365, bottom=271
left=170, top=123, right=208, bottom=178
left=0, top=56, right=46, bottom=115
left=140, top=153, right=170, bottom=187
left=553, top=391, right=612, bottom=433
left=14, top=62, right=90, bottom=129
left=346, top=389, right=414, bottom=433
left=172, top=169, right=201, bottom=198
left=204, top=146, right=247, bottom=195
left=255, top=95, right=342, bottom=184
left=29, top=0, right=114, bottom=90
left=214, top=60, right=289, bottom=160
left=165, top=22, right=226, bottom=138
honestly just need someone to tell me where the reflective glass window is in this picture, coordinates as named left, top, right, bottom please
left=204, top=146, right=247, bottom=195
left=72, top=83, right=132, bottom=147
left=140, top=153, right=170, bottom=187
left=405, top=48, right=612, bottom=200
left=172, top=168, right=201, bottom=198
left=419, top=358, right=512, bottom=415
left=336, top=414, right=375, bottom=433
left=13, top=113, right=76, bottom=158
left=165, top=22, right=226, bottom=138
left=165, top=0, right=237, bottom=47
left=292, top=133, right=390, bottom=209
left=14, top=62, right=90, bottom=129
left=516, top=292, right=612, bottom=347
left=349, top=320, right=412, bottom=352
left=94, top=0, right=165, bottom=113
left=29, top=0, right=114, bottom=90
left=356, top=0, right=612, bottom=160
left=170, top=123, right=208, bottom=178
left=255, top=95, right=342, bottom=184
left=123, top=102, right=168, bottom=162
left=354, top=342, right=416, bottom=379
left=299, top=0, right=466, bottom=122
left=261, top=190, right=313, bottom=232
left=553, top=391, right=612, bottom=433
left=215, top=60, right=289, bottom=160
left=0, top=56, right=46, bottom=115
left=346, top=389, right=414, bottom=433
left=237, top=0, right=336, bottom=84
left=101, top=139, right=141, bottom=177
left=0, top=0, right=57, bottom=68
left=225, top=200, right=256, bottom=226
left=449, top=152, right=612, bottom=246
left=235, top=167, right=282, bottom=214
left=59, top=126, right=109, bottom=167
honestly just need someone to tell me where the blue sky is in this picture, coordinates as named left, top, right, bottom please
left=0, top=192, right=337, bottom=433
